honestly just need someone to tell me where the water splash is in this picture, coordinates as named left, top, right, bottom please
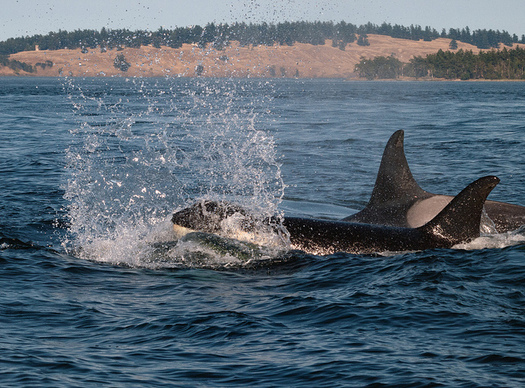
left=63, top=77, right=285, bottom=268
left=454, top=225, right=525, bottom=251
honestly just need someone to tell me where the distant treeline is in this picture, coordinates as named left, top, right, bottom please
left=1, top=21, right=524, bottom=55
left=355, top=47, right=525, bottom=80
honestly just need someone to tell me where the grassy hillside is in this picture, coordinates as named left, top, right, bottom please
left=0, top=34, right=519, bottom=78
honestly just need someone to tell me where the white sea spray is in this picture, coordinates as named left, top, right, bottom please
left=63, top=77, right=286, bottom=268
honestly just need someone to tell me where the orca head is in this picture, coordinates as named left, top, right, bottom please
left=172, top=200, right=255, bottom=237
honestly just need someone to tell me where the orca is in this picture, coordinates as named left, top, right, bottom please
left=343, top=130, right=525, bottom=233
left=172, top=176, right=499, bottom=255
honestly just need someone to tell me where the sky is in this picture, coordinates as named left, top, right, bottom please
left=1, top=0, right=525, bottom=42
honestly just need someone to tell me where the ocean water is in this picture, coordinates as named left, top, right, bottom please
left=1, top=77, right=525, bottom=387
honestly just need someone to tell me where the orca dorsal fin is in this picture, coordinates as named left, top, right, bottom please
left=419, top=176, right=500, bottom=244
left=368, top=130, right=428, bottom=207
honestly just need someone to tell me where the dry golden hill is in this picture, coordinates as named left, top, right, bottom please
left=1, top=34, right=519, bottom=78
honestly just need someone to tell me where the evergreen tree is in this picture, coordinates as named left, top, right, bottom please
left=0, top=22, right=522, bottom=57
left=357, top=34, right=370, bottom=46
left=113, top=53, right=130, bottom=71
left=355, top=55, right=402, bottom=79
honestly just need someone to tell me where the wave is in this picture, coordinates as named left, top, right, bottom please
left=0, top=233, right=36, bottom=250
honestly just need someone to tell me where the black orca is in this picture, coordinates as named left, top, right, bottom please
left=343, top=130, right=525, bottom=233
left=172, top=176, right=499, bottom=255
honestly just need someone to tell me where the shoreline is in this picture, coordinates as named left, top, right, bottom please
left=3, top=75, right=525, bottom=82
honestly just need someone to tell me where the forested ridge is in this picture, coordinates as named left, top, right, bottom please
left=355, top=47, right=525, bottom=80
left=2, top=21, right=525, bottom=80
left=1, top=21, right=524, bottom=56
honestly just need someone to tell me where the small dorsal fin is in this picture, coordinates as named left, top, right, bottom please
left=419, top=176, right=500, bottom=244
left=368, top=130, right=428, bottom=207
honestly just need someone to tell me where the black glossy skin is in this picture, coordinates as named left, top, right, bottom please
left=343, top=130, right=525, bottom=233
left=172, top=176, right=499, bottom=255
left=282, top=217, right=445, bottom=255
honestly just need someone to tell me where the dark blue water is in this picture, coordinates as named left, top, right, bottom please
left=1, top=77, right=525, bottom=387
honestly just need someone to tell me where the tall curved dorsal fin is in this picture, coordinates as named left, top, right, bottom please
left=342, top=130, right=431, bottom=225
left=419, top=176, right=500, bottom=244
left=368, top=130, right=428, bottom=207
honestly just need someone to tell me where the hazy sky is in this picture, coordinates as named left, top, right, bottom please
left=1, top=0, right=524, bottom=41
